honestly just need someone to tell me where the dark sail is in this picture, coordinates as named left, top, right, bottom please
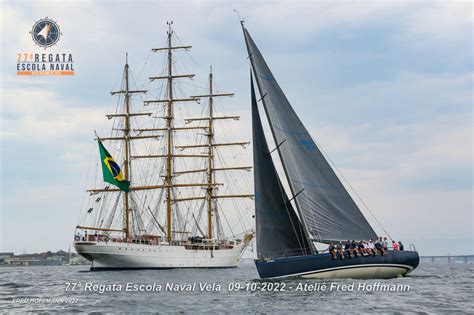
left=251, top=74, right=310, bottom=259
left=244, top=27, right=378, bottom=242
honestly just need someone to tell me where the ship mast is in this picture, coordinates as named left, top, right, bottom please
left=114, top=55, right=148, bottom=239
left=165, top=22, right=174, bottom=243
left=204, top=67, right=234, bottom=239
left=206, top=68, right=215, bottom=239
left=82, top=27, right=241, bottom=240
left=123, top=54, right=132, bottom=238
left=141, top=21, right=206, bottom=243
left=81, top=55, right=151, bottom=238
left=184, top=69, right=254, bottom=240
left=85, top=23, right=254, bottom=243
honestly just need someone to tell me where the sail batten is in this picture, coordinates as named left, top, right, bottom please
left=244, top=27, right=378, bottom=243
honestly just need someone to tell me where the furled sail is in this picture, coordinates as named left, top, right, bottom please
left=244, top=27, right=378, bottom=242
left=251, top=74, right=310, bottom=259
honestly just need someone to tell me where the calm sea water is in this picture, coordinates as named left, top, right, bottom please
left=0, top=261, right=472, bottom=313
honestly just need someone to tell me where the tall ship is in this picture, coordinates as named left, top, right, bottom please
left=241, top=21, right=419, bottom=279
left=74, top=22, right=254, bottom=270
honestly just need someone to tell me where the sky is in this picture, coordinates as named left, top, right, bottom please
left=0, top=0, right=472, bottom=256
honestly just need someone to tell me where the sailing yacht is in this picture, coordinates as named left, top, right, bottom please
left=73, top=22, right=254, bottom=270
left=241, top=22, right=419, bottom=279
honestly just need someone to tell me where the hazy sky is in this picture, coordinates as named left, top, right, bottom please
left=1, top=0, right=472, bottom=256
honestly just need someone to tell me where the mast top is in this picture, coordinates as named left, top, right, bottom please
left=94, top=130, right=101, bottom=141
left=233, top=9, right=245, bottom=28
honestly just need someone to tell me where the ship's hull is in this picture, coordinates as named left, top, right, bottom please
left=255, top=250, right=419, bottom=279
left=74, top=241, right=247, bottom=270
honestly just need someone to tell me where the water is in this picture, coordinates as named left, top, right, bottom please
left=1, top=261, right=472, bottom=313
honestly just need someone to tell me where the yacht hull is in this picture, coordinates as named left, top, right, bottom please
left=255, top=250, right=419, bottom=279
left=74, top=241, right=247, bottom=270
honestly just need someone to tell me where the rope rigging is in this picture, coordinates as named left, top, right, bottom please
left=76, top=29, right=254, bottom=244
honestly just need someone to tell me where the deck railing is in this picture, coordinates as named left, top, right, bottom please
left=74, top=234, right=240, bottom=248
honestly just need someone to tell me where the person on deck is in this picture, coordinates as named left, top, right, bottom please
left=392, top=240, right=399, bottom=250
left=377, top=237, right=384, bottom=251
left=358, top=241, right=367, bottom=256
left=374, top=239, right=385, bottom=256
left=398, top=241, right=404, bottom=251
left=368, top=240, right=376, bottom=256
left=351, top=240, right=359, bottom=257
left=336, top=242, right=344, bottom=260
left=344, top=240, right=352, bottom=258
left=328, top=242, right=337, bottom=259
left=383, top=237, right=389, bottom=251
left=363, top=240, right=371, bottom=255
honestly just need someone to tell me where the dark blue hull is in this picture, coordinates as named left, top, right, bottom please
left=255, top=250, right=419, bottom=279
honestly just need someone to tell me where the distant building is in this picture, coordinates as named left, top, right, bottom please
left=0, top=250, right=89, bottom=267
left=0, top=252, right=14, bottom=265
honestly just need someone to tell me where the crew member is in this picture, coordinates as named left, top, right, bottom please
left=392, top=240, right=399, bottom=250
left=336, top=242, right=344, bottom=260
left=398, top=241, right=404, bottom=251
left=328, top=242, right=337, bottom=259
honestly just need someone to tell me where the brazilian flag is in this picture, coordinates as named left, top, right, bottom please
left=98, top=140, right=130, bottom=192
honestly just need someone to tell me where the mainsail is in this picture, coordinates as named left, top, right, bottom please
left=251, top=74, right=310, bottom=259
left=244, top=26, right=378, bottom=243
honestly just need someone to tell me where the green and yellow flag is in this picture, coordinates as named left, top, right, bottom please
left=98, top=140, right=130, bottom=192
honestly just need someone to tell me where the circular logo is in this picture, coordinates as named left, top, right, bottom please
left=30, top=18, right=61, bottom=49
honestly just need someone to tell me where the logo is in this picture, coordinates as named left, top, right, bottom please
left=17, top=17, right=74, bottom=76
left=30, top=18, right=61, bottom=49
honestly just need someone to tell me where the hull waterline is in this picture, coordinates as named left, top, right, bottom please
left=255, top=250, right=419, bottom=279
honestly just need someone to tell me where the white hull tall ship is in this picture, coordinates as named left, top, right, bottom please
left=74, top=22, right=254, bottom=270
left=74, top=242, right=249, bottom=270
